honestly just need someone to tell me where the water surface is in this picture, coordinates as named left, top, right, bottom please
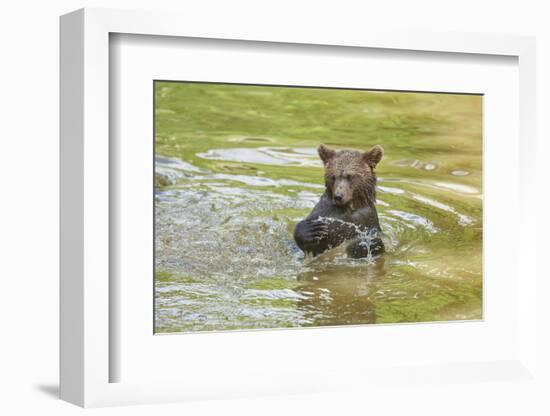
left=154, top=82, right=483, bottom=333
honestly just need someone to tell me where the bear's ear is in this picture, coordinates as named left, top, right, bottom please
left=318, top=144, right=336, bottom=165
left=363, top=145, right=384, bottom=168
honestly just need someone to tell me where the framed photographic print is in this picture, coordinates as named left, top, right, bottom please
left=60, top=7, right=539, bottom=408
left=152, top=81, right=483, bottom=334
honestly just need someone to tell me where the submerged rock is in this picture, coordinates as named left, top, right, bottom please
left=155, top=172, right=173, bottom=187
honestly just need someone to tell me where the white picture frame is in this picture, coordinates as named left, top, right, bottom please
left=60, top=7, right=538, bottom=408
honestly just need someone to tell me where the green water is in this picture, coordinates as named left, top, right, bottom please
left=154, top=81, right=483, bottom=333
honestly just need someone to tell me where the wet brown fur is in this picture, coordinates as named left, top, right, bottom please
left=294, top=144, right=384, bottom=258
left=320, top=146, right=381, bottom=208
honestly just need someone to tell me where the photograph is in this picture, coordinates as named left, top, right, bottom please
left=153, top=81, right=483, bottom=333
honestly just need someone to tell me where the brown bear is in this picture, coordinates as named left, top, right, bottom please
left=293, top=144, right=385, bottom=258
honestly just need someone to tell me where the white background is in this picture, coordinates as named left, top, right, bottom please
left=1, top=1, right=549, bottom=415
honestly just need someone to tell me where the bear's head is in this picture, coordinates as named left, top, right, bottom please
left=318, top=144, right=384, bottom=208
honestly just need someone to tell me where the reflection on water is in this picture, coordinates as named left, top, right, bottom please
left=198, top=146, right=322, bottom=167
left=154, top=83, right=483, bottom=333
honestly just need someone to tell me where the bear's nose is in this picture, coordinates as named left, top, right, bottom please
left=334, top=194, right=343, bottom=203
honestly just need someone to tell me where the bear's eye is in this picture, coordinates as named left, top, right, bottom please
left=330, top=175, right=336, bottom=182
left=345, top=174, right=354, bottom=181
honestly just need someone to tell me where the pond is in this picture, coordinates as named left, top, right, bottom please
left=154, top=82, right=483, bottom=333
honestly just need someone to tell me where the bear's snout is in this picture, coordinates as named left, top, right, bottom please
left=332, top=180, right=352, bottom=206
left=332, top=193, right=348, bottom=206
